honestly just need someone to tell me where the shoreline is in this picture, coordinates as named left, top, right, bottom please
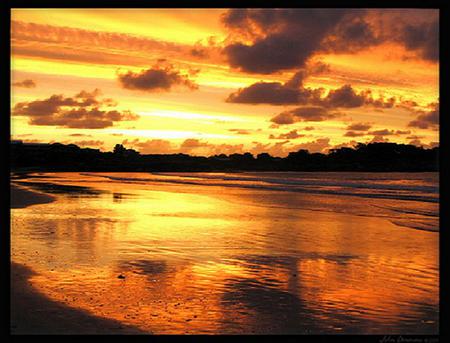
left=10, top=262, right=146, bottom=334
left=11, top=183, right=56, bottom=209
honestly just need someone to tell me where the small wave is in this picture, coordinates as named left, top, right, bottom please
left=84, top=173, right=439, bottom=204
left=154, top=172, right=439, bottom=194
left=389, top=219, right=439, bottom=233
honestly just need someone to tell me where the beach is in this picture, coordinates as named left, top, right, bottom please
left=10, top=183, right=144, bottom=334
left=10, top=172, right=439, bottom=334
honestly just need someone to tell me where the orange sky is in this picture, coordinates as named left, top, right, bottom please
left=10, top=9, right=439, bottom=156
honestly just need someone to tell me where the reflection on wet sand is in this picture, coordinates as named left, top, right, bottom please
left=11, top=172, right=439, bottom=334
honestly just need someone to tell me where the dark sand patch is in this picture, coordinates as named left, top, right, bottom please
left=11, top=184, right=56, bottom=209
left=10, top=262, right=147, bottom=334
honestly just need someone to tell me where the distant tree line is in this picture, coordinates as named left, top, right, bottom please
left=10, top=141, right=438, bottom=172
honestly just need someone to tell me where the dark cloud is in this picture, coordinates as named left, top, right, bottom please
left=304, top=126, right=315, bottom=131
left=395, top=129, right=411, bottom=135
left=373, top=129, right=412, bottom=136
left=345, top=126, right=411, bottom=138
left=401, top=20, right=439, bottom=61
left=226, top=82, right=312, bottom=105
left=344, top=131, right=366, bottom=137
left=222, top=9, right=356, bottom=73
left=190, top=47, right=209, bottom=58
left=12, top=79, right=36, bottom=88
left=322, top=17, right=380, bottom=53
left=118, top=66, right=198, bottom=92
left=12, top=89, right=138, bottom=129
left=368, top=129, right=396, bottom=136
left=322, top=84, right=366, bottom=108
left=408, top=104, right=439, bottom=129
left=346, top=122, right=372, bottom=131
left=269, top=129, right=304, bottom=140
left=406, top=135, right=424, bottom=140
left=271, top=106, right=339, bottom=125
left=226, top=63, right=327, bottom=105
left=222, top=9, right=438, bottom=74
left=363, top=92, right=396, bottom=109
left=227, top=80, right=396, bottom=111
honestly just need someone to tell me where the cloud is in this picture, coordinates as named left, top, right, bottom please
left=401, top=20, right=439, bottom=61
left=190, top=47, right=209, bottom=58
left=291, top=138, right=331, bottom=154
left=222, top=9, right=355, bottom=73
left=322, top=16, right=380, bottom=53
left=271, top=106, right=339, bottom=124
left=11, top=20, right=203, bottom=67
left=69, top=140, right=104, bottom=147
left=368, top=129, right=412, bottom=136
left=69, top=133, right=93, bottom=137
left=344, top=125, right=411, bottom=138
left=122, top=138, right=175, bottom=154
left=228, top=129, right=252, bottom=135
left=322, top=84, right=366, bottom=108
left=250, top=140, right=290, bottom=157
left=118, top=65, right=198, bottom=92
left=12, top=89, right=138, bottom=129
left=371, top=135, right=390, bottom=143
left=12, top=79, right=36, bottom=88
left=344, top=131, right=366, bottom=137
left=346, top=122, right=372, bottom=131
left=330, top=140, right=359, bottom=150
left=304, top=126, right=315, bottom=131
left=226, top=62, right=327, bottom=105
left=408, top=103, right=439, bottom=129
left=179, top=139, right=246, bottom=156
left=394, top=130, right=411, bottom=135
left=269, top=129, right=304, bottom=140
left=179, top=138, right=210, bottom=152
left=408, top=139, right=438, bottom=148
left=226, top=82, right=308, bottom=105
left=221, top=9, right=438, bottom=74
left=227, top=78, right=397, bottom=112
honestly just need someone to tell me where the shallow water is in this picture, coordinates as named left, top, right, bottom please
left=11, top=172, right=439, bottom=334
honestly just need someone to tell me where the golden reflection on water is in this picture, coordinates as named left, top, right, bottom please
left=11, top=172, right=439, bottom=334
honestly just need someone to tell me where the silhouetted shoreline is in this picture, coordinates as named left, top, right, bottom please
left=11, top=184, right=56, bottom=208
left=11, top=141, right=439, bottom=172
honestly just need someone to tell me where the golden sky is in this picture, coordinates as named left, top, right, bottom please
left=11, top=9, right=439, bottom=156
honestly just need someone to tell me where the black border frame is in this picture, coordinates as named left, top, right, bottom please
left=2, top=1, right=448, bottom=342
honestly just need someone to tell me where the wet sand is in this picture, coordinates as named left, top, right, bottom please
left=10, top=173, right=439, bottom=334
left=10, top=184, right=145, bottom=334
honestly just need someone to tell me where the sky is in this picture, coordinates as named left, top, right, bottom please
left=10, top=9, right=439, bottom=156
